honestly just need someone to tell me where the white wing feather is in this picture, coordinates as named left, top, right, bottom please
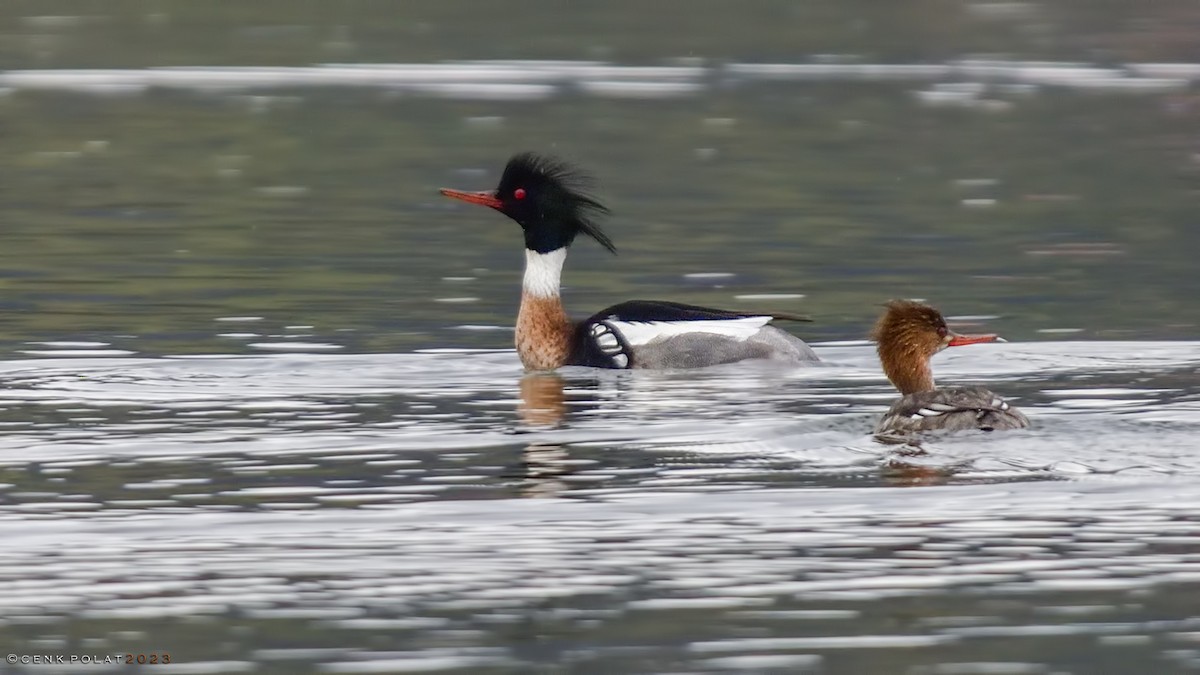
left=606, top=317, right=772, bottom=347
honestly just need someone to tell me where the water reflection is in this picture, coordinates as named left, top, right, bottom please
left=0, top=343, right=1192, bottom=670
left=518, top=372, right=571, bottom=498
left=518, top=372, right=566, bottom=428
left=2, top=477, right=1198, bottom=673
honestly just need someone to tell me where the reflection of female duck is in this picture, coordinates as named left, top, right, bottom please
left=873, top=300, right=1030, bottom=434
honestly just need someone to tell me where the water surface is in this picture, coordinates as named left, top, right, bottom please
left=1, top=342, right=1199, bottom=673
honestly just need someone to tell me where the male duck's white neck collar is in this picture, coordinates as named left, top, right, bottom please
left=522, top=248, right=567, bottom=299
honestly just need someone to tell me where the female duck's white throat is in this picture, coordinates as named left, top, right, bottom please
left=522, top=248, right=567, bottom=298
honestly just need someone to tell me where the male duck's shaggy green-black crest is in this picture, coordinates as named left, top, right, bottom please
left=439, top=152, right=615, bottom=254
left=494, top=152, right=616, bottom=254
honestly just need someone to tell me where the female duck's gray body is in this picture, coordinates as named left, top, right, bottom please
left=872, top=300, right=1029, bottom=434
left=441, top=152, right=818, bottom=371
left=875, top=385, right=1029, bottom=434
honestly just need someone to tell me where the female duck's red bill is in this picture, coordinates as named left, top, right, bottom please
left=440, top=188, right=503, bottom=209
left=948, top=332, right=1003, bottom=347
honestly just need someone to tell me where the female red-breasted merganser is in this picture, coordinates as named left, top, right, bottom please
left=873, top=299, right=1029, bottom=433
left=440, top=152, right=818, bottom=371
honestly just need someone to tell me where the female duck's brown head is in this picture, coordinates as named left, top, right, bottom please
left=871, top=300, right=1000, bottom=395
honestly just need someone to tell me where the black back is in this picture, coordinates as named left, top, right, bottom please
left=584, top=299, right=776, bottom=323
left=568, top=300, right=784, bottom=369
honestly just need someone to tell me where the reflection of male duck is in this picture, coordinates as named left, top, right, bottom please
left=517, top=373, right=570, bottom=498
left=519, top=373, right=566, bottom=427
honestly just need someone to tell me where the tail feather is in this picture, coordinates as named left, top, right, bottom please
left=763, top=311, right=813, bottom=323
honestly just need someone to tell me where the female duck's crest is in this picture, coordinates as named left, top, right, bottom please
left=872, top=299, right=999, bottom=395
left=442, top=152, right=615, bottom=255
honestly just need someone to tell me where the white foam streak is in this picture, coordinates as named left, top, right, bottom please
left=0, top=60, right=1194, bottom=100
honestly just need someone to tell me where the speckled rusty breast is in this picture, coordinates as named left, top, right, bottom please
left=515, top=293, right=574, bottom=371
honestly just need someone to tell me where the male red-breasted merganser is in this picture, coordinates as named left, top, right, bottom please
left=440, top=152, right=818, bottom=371
left=872, top=299, right=1029, bottom=433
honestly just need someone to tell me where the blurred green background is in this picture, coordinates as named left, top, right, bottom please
left=0, top=0, right=1197, bottom=355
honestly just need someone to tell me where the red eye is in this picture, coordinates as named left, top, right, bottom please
left=513, top=188, right=526, bottom=200
left=937, top=326, right=948, bottom=338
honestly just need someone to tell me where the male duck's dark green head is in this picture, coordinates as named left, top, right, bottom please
left=440, top=152, right=615, bottom=255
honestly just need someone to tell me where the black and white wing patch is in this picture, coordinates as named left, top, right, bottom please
left=589, top=301, right=776, bottom=347
left=570, top=318, right=635, bottom=369
left=587, top=320, right=632, bottom=368
left=570, top=300, right=778, bottom=369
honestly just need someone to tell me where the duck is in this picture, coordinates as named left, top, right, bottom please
left=872, top=299, right=1029, bottom=433
left=440, top=152, right=819, bottom=371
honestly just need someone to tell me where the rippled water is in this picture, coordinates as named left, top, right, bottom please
left=1, top=340, right=1198, bottom=673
